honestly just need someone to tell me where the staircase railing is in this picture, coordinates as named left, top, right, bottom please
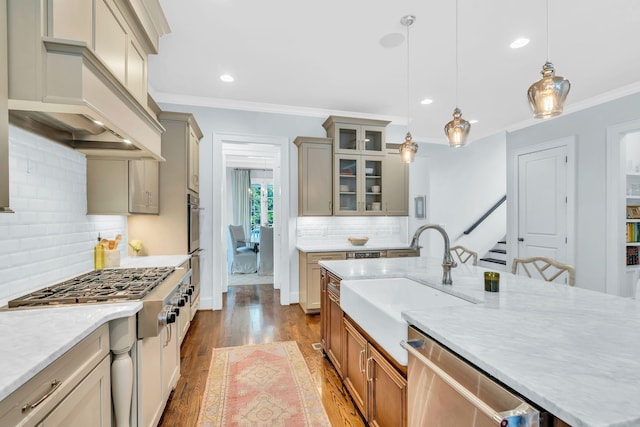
left=463, top=195, right=506, bottom=235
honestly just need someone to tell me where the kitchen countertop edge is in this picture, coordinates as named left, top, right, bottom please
left=318, top=257, right=640, bottom=427
left=0, top=302, right=142, bottom=402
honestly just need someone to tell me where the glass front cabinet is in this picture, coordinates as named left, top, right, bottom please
left=334, top=155, right=384, bottom=216
left=323, top=116, right=389, bottom=156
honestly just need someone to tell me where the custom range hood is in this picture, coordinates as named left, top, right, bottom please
left=6, top=0, right=169, bottom=161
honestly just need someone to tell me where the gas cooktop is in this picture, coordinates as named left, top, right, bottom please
left=7, top=267, right=175, bottom=308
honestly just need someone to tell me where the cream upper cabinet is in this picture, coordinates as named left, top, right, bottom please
left=188, top=127, right=200, bottom=193
left=382, top=145, right=409, bottom=216
left=6, top=0, right=168, bottom=159
left=334, top=155, right=384, bottom=216
left=87, top=158, right=159, bottom=215
left=129, top=159, right=159, bottom=214
left=323, top=116, right=389, bottom=157
left=294, top=137, right=333, bottom=216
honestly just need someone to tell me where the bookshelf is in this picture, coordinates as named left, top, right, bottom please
left=625, top=143, right=640, bottom=269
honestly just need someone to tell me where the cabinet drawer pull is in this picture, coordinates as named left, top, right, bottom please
left=22, top=379, right=62, bottom=412
left=359, top=349, right=365, bottom=373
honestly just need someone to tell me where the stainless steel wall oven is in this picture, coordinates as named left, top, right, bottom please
left=187, top=192, right=202, bottom=315
left=187, top=193, right=200, bottom=253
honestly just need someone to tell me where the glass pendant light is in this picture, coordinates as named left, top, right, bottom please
left=527, top=0, right=570, bottom=118
left=444, top=0, right=470, bottom=148
left=399, top=15, right=418, bottom=164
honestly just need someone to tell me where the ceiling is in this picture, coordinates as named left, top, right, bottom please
left=149, top=0, right=640, bottom=146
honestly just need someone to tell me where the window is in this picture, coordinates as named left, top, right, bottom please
left=250, top=183, right=273, bottom=236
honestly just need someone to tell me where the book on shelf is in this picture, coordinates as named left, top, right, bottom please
left=627, top=222, right=640, bottom=242
left=627, top=246, right=639, bottom=266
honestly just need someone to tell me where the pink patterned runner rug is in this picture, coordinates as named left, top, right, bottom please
left=197, top=341, right=330, bottom=426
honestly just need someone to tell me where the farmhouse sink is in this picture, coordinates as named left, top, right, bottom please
left=340, top=278, right=473, bottom=365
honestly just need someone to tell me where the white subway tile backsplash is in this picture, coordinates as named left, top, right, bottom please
left=296, top=216, right=408, bottom=244
left=0, top=126, right=128, bottom=302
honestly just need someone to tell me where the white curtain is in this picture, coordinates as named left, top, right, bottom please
left=232, top=169, right=252, bottom=238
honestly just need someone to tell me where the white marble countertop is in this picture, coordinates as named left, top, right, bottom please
left=0, top=302, right=141, bottom=401
left=296, top=241, right=413, bottom=252
left=319, top=257, right=640, bottom=427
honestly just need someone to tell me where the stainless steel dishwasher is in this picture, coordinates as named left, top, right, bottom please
left=402, top=326, right=558, bottom=427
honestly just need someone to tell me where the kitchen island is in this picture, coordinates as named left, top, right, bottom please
left=319, top=256, right=640, bottom=427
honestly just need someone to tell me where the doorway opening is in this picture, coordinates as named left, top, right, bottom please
left=226, top=166, right=275, bottom=286
left=606, top=120, right=640, bottom=297
left=208, top=132, right=291, bottom=310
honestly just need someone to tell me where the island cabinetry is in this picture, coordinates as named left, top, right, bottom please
left=294, top=137, right=333, bottom=216
left=321, top=270, right=345, bottom=377
left=343, top=318, right=368, bottom=416
left=87, top=158, right=159, bottom=215
left=323, top=116, right=389, bottom=156
left=344, top=317, right=407, bottom=427
left=0, top=324, right=111, bottom=427
left=299, top=251, right=346, bottom=314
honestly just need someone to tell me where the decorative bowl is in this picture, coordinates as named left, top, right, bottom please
left=348, top=237, right=369, bottom=246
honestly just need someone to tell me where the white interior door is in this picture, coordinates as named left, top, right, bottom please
left=517, top=146, right=568, bottom=264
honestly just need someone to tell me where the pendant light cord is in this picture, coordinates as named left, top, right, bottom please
left=546, top=0, right=550, bottom=62
left=455, top=0, right=459, bottom=109
left=406, top=17, right=411, bottom=132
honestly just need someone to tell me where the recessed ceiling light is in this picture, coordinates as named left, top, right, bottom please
left=420, top=98, right=433, bottom=105
left=220, top=74, right=235, bottom=83
left=469, top=119, right=479, bottom=124
left=510, top=38, right=530, bottom=49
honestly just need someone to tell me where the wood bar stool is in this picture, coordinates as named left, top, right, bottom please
left=511, top=256, right=575, bottom=286
left=450, top=245, right=478, bottom=266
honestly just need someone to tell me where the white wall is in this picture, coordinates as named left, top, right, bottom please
left=157, top=103, right=410, bottom=309
left=507, top=92, right=640, bottom=293
left=420, top=132, right=507, bottom=259
left=0, top=126, right=127, bottom=304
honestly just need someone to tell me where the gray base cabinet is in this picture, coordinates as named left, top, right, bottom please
left=299, top=251, right=346, bottom=313
left=0, top=325, right=111, bottom=427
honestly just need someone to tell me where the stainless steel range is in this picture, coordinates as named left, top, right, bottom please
left=5, top=264, right=192, bottom=427
left=7, top=267, right=175, bottom=307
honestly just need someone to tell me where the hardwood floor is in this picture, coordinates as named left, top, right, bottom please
left=158, top=284, right=365, bottom=427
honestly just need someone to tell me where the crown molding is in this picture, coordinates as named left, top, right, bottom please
left=150, top=89, right=405, bottom=124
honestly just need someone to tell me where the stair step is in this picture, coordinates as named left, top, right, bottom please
left=479, top=257, right=507, bottom=265
left=490, top=249, right=506, bottom=254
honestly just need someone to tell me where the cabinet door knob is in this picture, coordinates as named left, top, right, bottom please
left=518, top=237, right=525, bottom=242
